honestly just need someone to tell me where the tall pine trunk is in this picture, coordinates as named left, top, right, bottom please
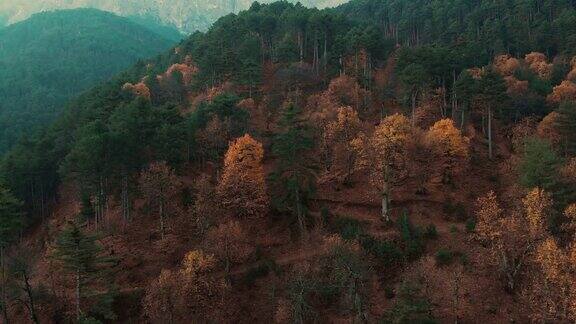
left=488, top=105, right=493, bottom=160
left=159, top=200, right=165, bottom=240
left=1, top=246, right=9, bottom=324
left=22, top=273, right=39, bottom=324
left=76, top=268, right=81, bottom=320
left=295, top=185, right=306, bottom=239
left=411, top=91, right=418, bottom=126
left=381, top=165, right=391, bottom=222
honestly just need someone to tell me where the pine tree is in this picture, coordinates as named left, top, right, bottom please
left=520, top=137, right=562, bottom=195
left=454, top=70, right=477, bottom=128
left=478, top=68, right=508, bottom=159
left=0, top=185, right=22, bottom=324
left=399, top=63, right=431, bottom=125
left=556, top=101, right=576, bottom=156
left=271, top=104, right=315, bottom=238
left=8, top=250, right=40, bottom=324
left=52, top=222, right=114, bottom=321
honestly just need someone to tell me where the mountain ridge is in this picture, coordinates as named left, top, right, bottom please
left=0, top=8, right=177, bottom=153
left=0, top=0, right=349, bottom=33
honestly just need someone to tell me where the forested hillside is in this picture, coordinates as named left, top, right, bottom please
left=0, top=8, right=176, bottom=153
left=337, top=0, right=576, bottom=59
left=0, top=0, right=575, bottom=322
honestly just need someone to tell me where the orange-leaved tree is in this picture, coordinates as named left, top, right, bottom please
left=425, top=118, right=469, bottom=185
left=143, top=250, right=223, bottom=322
left=217, top=134, right=268, bottom=218
left=355, top=113, right=414, bottom=222
left=322, top=106, right=364, bottom=185
left=547, top=80, right=576, bottom=104
left=476, top=189, right=551, bottom=292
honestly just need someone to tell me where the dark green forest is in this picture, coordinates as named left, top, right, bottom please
left=337, top=0, right=576, bottom=60
left=0, top=8, right=176, bottom=153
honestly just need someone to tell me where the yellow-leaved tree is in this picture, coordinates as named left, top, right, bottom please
left=321, top=106, right=364, bottom=185
left=355, top=113, right=414, bottom=222
left=476, top=189, right=550, bottom=292
left=425, top=118, right=469, bottom=184
left=217, top=134, right=268, bottom=218
left=143, top=250, right=224, bottom=323
left=526, top=202, right=576, bottom=322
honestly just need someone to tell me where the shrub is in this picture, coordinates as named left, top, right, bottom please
left=398, top=212, right=425, bottom=259
left=424, top=224, right=438, bottom=239
left=321, top=207, right=330, bottom=225
left=465, top=218, right=476, bottom=232
left=435, top=249, right=454, bottom=266
left=333, top=216, right=365, bottom=240
left=361, top=236, right=404, bottom=267
left=443, top=200, right=467, bottom=220
left=242, top=258, right=280, bottom=286
left=383, top=279, right=438, bottom=323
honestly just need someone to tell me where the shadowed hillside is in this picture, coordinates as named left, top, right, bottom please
left=0, top=8, right=176, bottom=153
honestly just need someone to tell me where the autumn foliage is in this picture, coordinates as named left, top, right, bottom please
left=547, top=80, right=576, bottom=104
left=321, top=106, right=364, bottom=184
left=143, top=250, right=224, bottom=322
left=536, top=112, right=561, bottom=147
left=205, top=220, right=254, bottom=276
left=217, top=134, right=268, bottom=218
left=355, top=113, right=414, bottom=221
left=525, top=52, right=553, bottom=79
left=494, top=54, right=521, bottom=76
left=122, top=81, right=151, bottom=100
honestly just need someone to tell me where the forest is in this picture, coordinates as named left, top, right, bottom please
left=0, top=8, right=176, bottom=154
left=0, top=0, right=575, bottom=322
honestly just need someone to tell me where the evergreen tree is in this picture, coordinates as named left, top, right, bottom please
left=556, top=102, right=576, bottom=156
left=0, top=185, right=23, bottom=323
left=520, top=137, right=563, bottom=200
left=271, top=104, right=315, bottom=238
left=53, top=222, right=114, bottom=321
left=454, top=70, right=478, bottom=128
left=478, top=68, right=508, bottom=159
left=399, top=63, right=430, bottom=125
left=8, top=250, right=40, bottom=324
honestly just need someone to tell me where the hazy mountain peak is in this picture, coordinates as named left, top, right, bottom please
left=0, top=0, right=350, bottom=33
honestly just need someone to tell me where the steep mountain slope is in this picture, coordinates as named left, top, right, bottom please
left=0, top=0, right=575, bottom=323
left=0, top=0, right=350, bottom=34
left=0, top=8, right=176, bottom=153
left=336, top=0, right=576, bottom=58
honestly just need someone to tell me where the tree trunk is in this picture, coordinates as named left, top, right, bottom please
left=23, top=274, right=39, bottom=324
left=121, top=172, right=130, bottom=225
left=411, top=91, right=417, bottom=126
left=159, top=200, right=165, bottom=240
left=76, top=269, right=81, bottom=321
left=298, top=31, right=303, bottom=62
left=295, top=185, right=306, bottom=239
left=1, top=247, right=9, bottom=324
left=488, top=106, right=493, bottom=160
left=381, top=189, right=390, bottom=222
